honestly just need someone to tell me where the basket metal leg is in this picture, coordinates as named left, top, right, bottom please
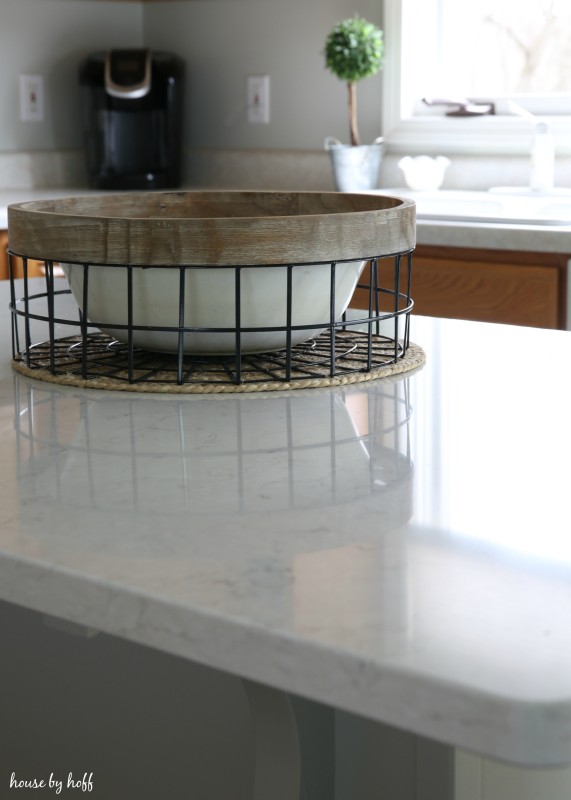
left=9, top=253, right=19, bottom=360
left=234, top=267, right=242, bottom=385
left=80, top=264, right=90, bottom=380
left=393, top=254, right=402, bottom=361
left=22, top=257, right=32, bottom=368
left=44, top=259, right=56, bottom=373
left=329, top=261, right=337, bottom=377
left=177, top=267, right=186, bottom=385
left=404, top=251, right=413, bottom=350
left=127, top=266, right=134, bottom=383
left=285, top=266, right=293, bottom=382
left=367, top=258, right=377, bottom=370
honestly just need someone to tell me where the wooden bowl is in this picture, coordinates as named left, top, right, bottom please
left=8, top=191, right=415, bottom=354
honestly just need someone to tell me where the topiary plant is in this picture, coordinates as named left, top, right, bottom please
left=324, top=15, right=384, bottom=146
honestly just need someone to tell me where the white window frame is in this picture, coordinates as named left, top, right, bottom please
left=381, top=0, right=571, bottom=156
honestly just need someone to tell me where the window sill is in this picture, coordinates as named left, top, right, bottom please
left=384, top=115, right=571, bottom=157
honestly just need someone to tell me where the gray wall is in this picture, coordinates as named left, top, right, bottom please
left=143, top=0, right=384, bottom=151
left=0, top=0, right=383, bottom=155
left=0, top=0, right=143, bottom=152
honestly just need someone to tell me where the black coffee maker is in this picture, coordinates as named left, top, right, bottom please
left=80, top=49, right=184, bottom=190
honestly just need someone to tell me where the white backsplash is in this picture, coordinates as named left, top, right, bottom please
left=188, top=149, right=571, bottom=193
left=0, top=150, right=87, bottom=190
left=186, top=148, right=335, bottom=191
left=2, top=147, right=571, bottom=194
left=0, top=148, right=335, bottom=192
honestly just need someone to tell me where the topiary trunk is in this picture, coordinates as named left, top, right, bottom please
left=348, top=82, right=360, bottom=146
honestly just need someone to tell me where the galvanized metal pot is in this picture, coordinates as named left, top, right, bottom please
left=325, top=136, right=384, bottom=192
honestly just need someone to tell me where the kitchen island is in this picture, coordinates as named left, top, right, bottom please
left=2, top=278, right=571, bottom=799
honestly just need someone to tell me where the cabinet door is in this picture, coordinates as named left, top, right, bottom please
left=0, top=229, right=50, bottom=281
left=0, top=231, right=8, bottom=281
left=410, top=254, right=560, bottom=329
left=350, top=246, right=567, bottom=330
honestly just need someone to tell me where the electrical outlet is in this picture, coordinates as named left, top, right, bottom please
left=20, top=74, right=44, bottom=122
left=247, top=75, right=270, bottom=124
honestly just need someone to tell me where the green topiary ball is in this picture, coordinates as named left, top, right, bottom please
left=325, top=16, right=384, bottom=83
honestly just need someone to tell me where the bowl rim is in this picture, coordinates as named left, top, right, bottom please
left=7, top=189, right=416, bottom=267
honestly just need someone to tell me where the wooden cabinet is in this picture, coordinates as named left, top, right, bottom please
left=0, top=231, right=8, bottom=280
left=0, top=229, right=50, bottom=281
left=351, top=245, right=568, bottom=330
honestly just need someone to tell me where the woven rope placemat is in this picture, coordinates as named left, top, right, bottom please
left=12, top=339, right=426, bottom=394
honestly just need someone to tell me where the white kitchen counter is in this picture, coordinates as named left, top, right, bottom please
left=416, top=215, right=571, bottom=253
left=2, top=278, right=571, bottom=772
left=379, top=187, right=571, bottom=254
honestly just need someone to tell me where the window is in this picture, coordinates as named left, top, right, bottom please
left=382, top=0, right=571, bottom=155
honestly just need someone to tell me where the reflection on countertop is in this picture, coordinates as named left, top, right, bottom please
left=12, top=373, right=414, bottom=542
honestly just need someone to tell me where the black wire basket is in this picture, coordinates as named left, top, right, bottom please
left=7, top=191, right=416, bottom=390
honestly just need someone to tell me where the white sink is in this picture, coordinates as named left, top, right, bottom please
left=381, top=188, right=571, bottom=226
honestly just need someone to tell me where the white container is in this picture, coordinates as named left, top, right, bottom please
left=398, top=155, right=451, bottom=191
left=61, top=260, right=366, bottom=355
left=325, top=137, right=384, bottom=192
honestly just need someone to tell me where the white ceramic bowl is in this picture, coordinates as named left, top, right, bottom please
left=398, top=155, right=451, bottom=192
left=61, top=259, right=366, bottom=354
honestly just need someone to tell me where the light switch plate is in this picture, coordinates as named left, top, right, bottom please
left=20, top=74, right=44, bottom=122
left=247, top=75, right=270, bottom=124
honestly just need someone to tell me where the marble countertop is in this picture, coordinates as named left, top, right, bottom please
left=415, top=215, right=571, bottom=253
left=2, top=187, right=571, bottom=255
left=380, top=187, right=571, bottom=254
left=416, top=214, right=571, bottom=255
left=2, top=279, right=571, bottom=767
